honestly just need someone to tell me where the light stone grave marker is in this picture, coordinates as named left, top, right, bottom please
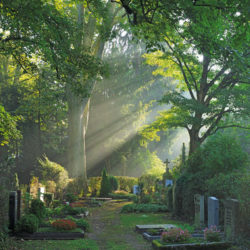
left=224, top=199, right=239, bottom=240
left=208, top=196, right=219, bottom=227
left=194, top=194, right=204, bottom=228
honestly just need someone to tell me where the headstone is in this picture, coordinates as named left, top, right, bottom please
left=38, top=187, right=45, bottom=202
left=194, top=194, right=205, bottom=228
left=133, top=185, right=140, bottom=195
left=17, top=190, right=21, bottom=220
left=9, top=191, right=17, bottom=230
left=224, top=199, right=239, bottom=240
left=165, top=179, right=173, bottom=187
left=208, top=196, right=219, bottom=227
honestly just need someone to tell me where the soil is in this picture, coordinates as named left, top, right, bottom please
left=86, top=200, right=152, bottom=250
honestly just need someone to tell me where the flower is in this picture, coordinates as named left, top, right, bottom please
left=52, top=219, right=77, bottom=230
left=161, top=228, right=191, bottom=243
left=204, top=225, right=221, bottom=242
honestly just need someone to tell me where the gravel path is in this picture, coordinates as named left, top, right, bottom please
left=86, top=200, right=152, bottom=250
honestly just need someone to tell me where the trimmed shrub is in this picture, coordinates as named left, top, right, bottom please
left=121, top=203, right=168, bottom=213
left=100, top=169, right=111, bottom=197
left=16, top=214, right=39, bottom=233
left=115, top=176, right=138, bottom=192
left=29, top=199, right=46, bottom=223
left=109, top=175, right=119, bottom=191
left=108, top=191, right=136, bottom=201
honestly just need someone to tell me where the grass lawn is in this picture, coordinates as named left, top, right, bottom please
left=16, top=239, right=99, bottom=250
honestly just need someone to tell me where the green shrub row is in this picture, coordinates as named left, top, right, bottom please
left=108, top=192, right=136, bottom=200
left=121, top=203, right=168, bottom=213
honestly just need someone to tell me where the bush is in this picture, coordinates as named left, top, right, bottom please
left=109, top=175, right=119, bottom=191
left=138, top=174, right=158, bottom=193
left=172, top=133, right=249, bottom=220
left=204, top=226, right=221, bottom=242
left=100, top=169, right=112, bottom=197
left=51, top=219, right=76, bottom=230
left=161, top=228, right=191, bottom=243
left=140, top=194, right=153, bottom=204
left=38, top=155, right=69, bottom=194
left=115, top=176, right=138, bottom=192
left=16, top=214, right=39, bottom=233
left=52, top=199, right=61, bottom=208
left=44, top=193, right=54, bottom=207
left=65, top=193, right=78, bottom=203
left=108, top=191, right=136, bottom=201
left=121, top=203, right=168, bottom=213
left=88, top=177, right=102, bottom=196
left=29, top=199, right=46, bottom=223
left=61, top=205, right=88, bottom=216
left=66, top=216, right=90, bottom=231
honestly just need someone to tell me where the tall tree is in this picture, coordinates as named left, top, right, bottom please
left=65, top=1, right=122, bottom=191
left=116, top=0, right=250, bottom=155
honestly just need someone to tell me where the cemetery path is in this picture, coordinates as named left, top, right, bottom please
left=86, top=200, right=152, bottom=250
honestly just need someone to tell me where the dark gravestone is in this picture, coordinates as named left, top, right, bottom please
left=9, top=191, right=17, bottom=230
left=17, top=190, right=21, bottom=220
left=224, top=199, right=239, bottom=240
left=208, top=196, right=219, bottom=228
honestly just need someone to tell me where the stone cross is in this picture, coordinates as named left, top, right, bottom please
left=164, top=158, right=170, bottom=172
left=208, top=196, right=219, bottom=228
left=194, top=194, right=205, bottom=228
left=224, top=199, right=239, bottom=240
left=9, top=191, right=17, bottom=230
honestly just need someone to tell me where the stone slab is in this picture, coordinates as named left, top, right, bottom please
left=136, top=224, right=176, bottom=232
left=152, top=241, right=232, bottom=250
left=15, top=231, right=84, bottom=240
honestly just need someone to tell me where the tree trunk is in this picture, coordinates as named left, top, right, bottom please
left=188, top=129, right=201, bottom=156
left=67, top=84, right=89, bottom=191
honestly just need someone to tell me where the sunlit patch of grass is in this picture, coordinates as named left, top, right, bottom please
left=16, top=239, right=99, bottom=250
left=105, top=240, right=133, bottom=250
left=120, top=213, right=168, bottom=229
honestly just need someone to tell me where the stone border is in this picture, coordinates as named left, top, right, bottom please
left=143, top=232, right=161, bottom=241
left=152, top=240, right=231, bottom=249
left=15, top=230, right=84, bottom=240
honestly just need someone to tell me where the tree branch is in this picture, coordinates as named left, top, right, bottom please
left=164, top=37, right=196, bottom=100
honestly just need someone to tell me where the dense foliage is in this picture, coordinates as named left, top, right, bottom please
left=172, top=133, right=249, bottom=232
left=15, top=214, right=39, bottom=233
left=100, top=169, right=112, bottom=197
